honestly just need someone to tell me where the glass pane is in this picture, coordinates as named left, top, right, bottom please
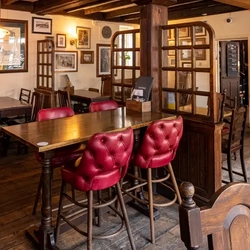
left=124, top=87, right=132, bottom=100
left=162, top=71, right=175, bottom=88
left=195, top=72, right=209, bottom=91
left=113, top=86, right=121, bottom=101
left=162, top=91, right=175, bottom=110
left=195, top=49, right=210, bottom=67
left=178, top=93, right=192, bottom=112
left=168, top=57, right=176, bottom=67
left=195, top=95, right=209, bottom=116
left=135, top=51, right=140, bottom=67
left=178, top=71, right=192, bottom=89
left=180, top=49, right=191, bottom=61
left=194, top=26, right=207, bottom=38
left=177, top=27, right=189, bottom=39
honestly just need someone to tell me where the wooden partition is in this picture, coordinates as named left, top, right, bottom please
left=111, top=21, right=222, bottom=205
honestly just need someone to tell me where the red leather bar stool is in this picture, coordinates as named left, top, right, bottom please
left=123, top=116, right=183, bottom=244
left=32, top=107, right=85, bottom=215
left=89, top=100, right=118, bottom=112
left=55, top=127, right=136, bottom=250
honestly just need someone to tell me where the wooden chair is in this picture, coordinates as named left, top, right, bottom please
left=57, top=90, right=71, bottom=107
left=179, top=181, right=250, bottom=250
left=19, top=88, right=31, bottom=104
left=221, top=106, right=248, bottom=183
left=29, top=92, right=45, bottom=122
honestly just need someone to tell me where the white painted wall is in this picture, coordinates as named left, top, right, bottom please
left=0, top=9, right=137, bottom=99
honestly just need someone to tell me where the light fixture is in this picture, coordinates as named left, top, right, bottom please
left=70, top=39, right=76, bottom=46
left=0, top=3, right=10, bottom=39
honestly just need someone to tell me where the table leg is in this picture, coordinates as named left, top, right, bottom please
left=2, top=133, right=10, bottom=157
left=26, top=151, right=60, bottom=250
left=128, top=129, right=160, bottom=220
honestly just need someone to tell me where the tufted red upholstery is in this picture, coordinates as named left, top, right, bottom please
left=133, top=116, right=183, bottom=169
left=61, top=127, right=134, bottom=191
left=33, top=107, right=85, bottom=215
left=89, top=100, right=118, bottom=112
left=36, top=107, right=74, bottom=121
left=35, top=107, right=84, bottom=166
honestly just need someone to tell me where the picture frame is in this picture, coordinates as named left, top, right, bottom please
left=179, top=27, right=189, bottom=38
left=80, top=51, right=94, bottom=64
left=56, top=34, right=66, bottom=48
left=54, top=51, right=78, bottom=72
left=96, top=44, right=111, bottom=77
left=32, top=17, right=52, bottom=34
left=180, top=39, right=191, bottom=60
left=0, top=19, right=28, bottom=73
left=194, top=26, right=206, bottom=36
left=196, top=38, right=206, bottom=60
left=182, top=62, right=192, bottom=68
left=168, top=57, right=176, bottom=66
left=76, top=26, right=91, bottom=49
left=168, top=40, right=175, bottom=56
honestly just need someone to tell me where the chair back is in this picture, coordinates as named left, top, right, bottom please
left=30, top=92, right=45, bottom=122
left=88, top=87, right=99, bottom=93
left=19, top=88, right=31, bottom=104
left=36, top=107, right=74, bottom=121
left=73, top=127, right=134, bottom=190
left=226, top=106, right=247, bottom=151
left=89, top=100, right=118, bottom=112
left=57, top=90, right=71, bottom=107
left=179, top=181, right=250, bottom=250
left=133, top=116, right=183, bottom=169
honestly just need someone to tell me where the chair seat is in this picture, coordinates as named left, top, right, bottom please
left=35, top=143, right=85, bottom=167
left=222, top=126, right=230, bottom=134
left=61, top=165, right=120, bottom=191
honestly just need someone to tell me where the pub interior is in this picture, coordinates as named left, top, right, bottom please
left=1, top=0, right=250, bottom=249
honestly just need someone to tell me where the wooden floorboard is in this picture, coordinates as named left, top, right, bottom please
left=1, top=129, right=250, bottom=249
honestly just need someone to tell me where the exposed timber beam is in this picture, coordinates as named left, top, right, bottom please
left=215, top=0, right=250, bottom=9
left=104, top=6, right=139, bottom=19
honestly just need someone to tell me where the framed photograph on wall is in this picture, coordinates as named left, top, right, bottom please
left=80, top=51, right=94, bottom=64
left=55, top=51, right=78, bottom=72
left=179, top=27, right=189, bottom=37
left=56, top=34, right=66, bottom=48
left=194, top=26, right=206, bottom=36
left=32, top=17, right=52, bottom=34
left=96, top=44, right=111, bottom=77
left=76, top=26, right=91, bottom=49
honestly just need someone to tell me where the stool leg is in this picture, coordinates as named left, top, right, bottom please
left=55, top=180, right=66, bottom=242
left=32, top=174, right=42, bottom=215
left=167, top=163, right=182, bottom=204
left=227, top=152, right=234, bottom=182
left=240, top=148, right=248, bottom=182
left=87, top=190, right=93, bottom=250
left=147, top=168, right=155, bottom=244
left=116, top=182, right=136, bottom=250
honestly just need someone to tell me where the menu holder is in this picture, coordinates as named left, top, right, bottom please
left=126, top=99, right=151, bottom=112
left=132, top=76, right=154, bottom=102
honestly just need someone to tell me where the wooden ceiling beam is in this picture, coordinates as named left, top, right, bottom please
left=168, top=2, right=243, bottom=20
left=32, top=0, right=103, bottom=14
left=214, top=0, right=250, bottom=9
left=3, top=0, right=19, bottom=5
left=83, top=0, right=132, bottom=15
left=104, top=6, right=139, bottom=19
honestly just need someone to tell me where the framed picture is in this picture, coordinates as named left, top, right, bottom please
left=168, top=40, right=175, bottom=56
left=180, top=39, right=191, bottom=60
left=179, top=27, right=189, bottom=37
left=168, top=57, right=175, bottom=66
left=194, top=26, right=206, bottom=36
left=76, top=26, right=91, bottom=49
left=32, top=17, right=52, bottom=34
left=196, top=38, right=206, bottom=60
left=96, top=44, right=111, bottom=77
left=182, top=62, right=192, bottom=68
left=56, top=34, right=66, bottom=48
left=55, top=51, right=78, bottom=72
left=0, top=19, right=28, bottom=73
left=80, top=51, right=94, bottom=64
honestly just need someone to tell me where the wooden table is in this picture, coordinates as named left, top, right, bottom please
left=70, top=89, right=110, bottom=105
left=0, top=96, right=32, bottom=118
left=2, top=107, right=175, bottom=250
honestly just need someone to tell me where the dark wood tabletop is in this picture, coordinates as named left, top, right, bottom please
left=70, top=89, right=110, bottom=104
left=0, top=96, right=32, bottom=118
left=2, top=107, right=176, bottom=250
left=3, top=107, right=175, bottom=153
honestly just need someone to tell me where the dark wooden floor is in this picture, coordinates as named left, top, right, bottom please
left=1, top=128, right=250, bottom=250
